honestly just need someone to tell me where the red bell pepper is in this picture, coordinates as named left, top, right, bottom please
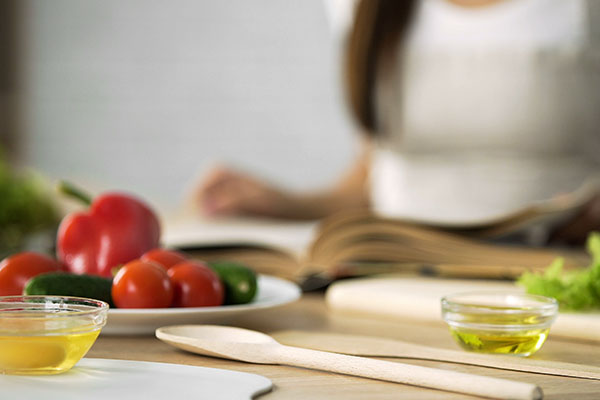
left=56, top=182, right=160, bottom=277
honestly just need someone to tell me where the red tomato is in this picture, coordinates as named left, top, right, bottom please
left=140, top=248, right=187, bottom=271
left=112, top=260, right=173, bottom=308
left=168, top=261, right=224, bottom=307
left=0, top=252, right=64, bottom=295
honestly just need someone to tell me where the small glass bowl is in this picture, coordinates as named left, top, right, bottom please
left=441, top=291, right=558, bottom=357
left=0, top=296, right=109, bottom=375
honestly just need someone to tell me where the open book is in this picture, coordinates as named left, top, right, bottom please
left=163, top=191, right=592, bottom=288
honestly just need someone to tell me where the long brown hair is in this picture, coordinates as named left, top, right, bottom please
left=345, top=0, right=416, bottom=135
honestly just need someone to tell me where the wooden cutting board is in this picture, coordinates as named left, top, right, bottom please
left=326, top=275, right=600, bottom=343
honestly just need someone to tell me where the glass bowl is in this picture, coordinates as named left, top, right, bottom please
left=0, top=296, right=109, bottom=375
left=441, top=291, right=558, bottom=356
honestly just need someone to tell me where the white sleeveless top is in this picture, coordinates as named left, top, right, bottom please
left=335, top=0, right=600, bottom=225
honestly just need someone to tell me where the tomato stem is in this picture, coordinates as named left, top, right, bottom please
left=57, top=180, right=93, bottom=206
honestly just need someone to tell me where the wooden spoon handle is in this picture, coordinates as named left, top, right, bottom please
left=273, top=344, right=542, bottom=400
left=272, top=330, right=600, bottom=380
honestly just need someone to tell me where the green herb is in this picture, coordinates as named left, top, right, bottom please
left=517, top=233, right=600, bottom=310
left=0, top=153, right=59, bottom=257
left=450, top=330, right=483, bottom=349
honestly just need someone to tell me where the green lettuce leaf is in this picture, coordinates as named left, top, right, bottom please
left=517, top=233, right=600, bottom=311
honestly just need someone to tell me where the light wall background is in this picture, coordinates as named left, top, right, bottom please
left=17, top=0, right=357, bottom=213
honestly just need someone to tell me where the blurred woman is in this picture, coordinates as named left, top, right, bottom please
left=197, top=0, right=600, bottom=245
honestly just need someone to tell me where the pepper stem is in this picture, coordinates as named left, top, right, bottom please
left=57, top=180, right=93, bottom=206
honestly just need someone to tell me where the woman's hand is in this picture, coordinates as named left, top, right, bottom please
left=196, top=167, right=295, bottom=218
left=195, top=147, right=370, bottom=220
left=195, top=160, right=370, bottom=220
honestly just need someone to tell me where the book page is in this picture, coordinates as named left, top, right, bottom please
left=162, top=215, right=318, bottom=259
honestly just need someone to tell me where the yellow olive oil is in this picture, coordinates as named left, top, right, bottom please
left=0, top=330, right=100, bottom=375
left=442, top=292, right=557, bottom=357
left=448, top=327, right=549, bottom=356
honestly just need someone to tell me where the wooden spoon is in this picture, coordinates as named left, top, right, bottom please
left=156, top=325, right=542, bottom=400
left=271, top=330, right=600, bottom=380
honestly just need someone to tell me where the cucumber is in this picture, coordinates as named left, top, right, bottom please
left=24, top=272, right=114, bottom=307
left=208, top=261, right=258, bottom=305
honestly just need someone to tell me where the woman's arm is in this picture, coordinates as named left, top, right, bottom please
left=196, top=140, right=371, bottom=220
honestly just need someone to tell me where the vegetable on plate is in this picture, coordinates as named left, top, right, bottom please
left=56, top=182, right=160, bottom=278
left=112, top=260, right=173, bottom=309
left=0, top=252, right=64, bottom=295
left=141, top=248, right=187, bottom=271
left=168, top=261, right=224, bottom=307
left=24, top=272, right=114, bottom=307
left=209, top=261, right=258, bottom=305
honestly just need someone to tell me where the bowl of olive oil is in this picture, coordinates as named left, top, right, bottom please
left=441, top=292, right=558, bottom=357
left=0, top=296, right=108, bottom=375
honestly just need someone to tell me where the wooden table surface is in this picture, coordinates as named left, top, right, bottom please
left=88, top=293, right=600, bottom=399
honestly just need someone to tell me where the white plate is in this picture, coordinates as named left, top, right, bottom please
left=103, top=275, right=301, bottom=335
left=1, top=358, right=272, bottom=400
